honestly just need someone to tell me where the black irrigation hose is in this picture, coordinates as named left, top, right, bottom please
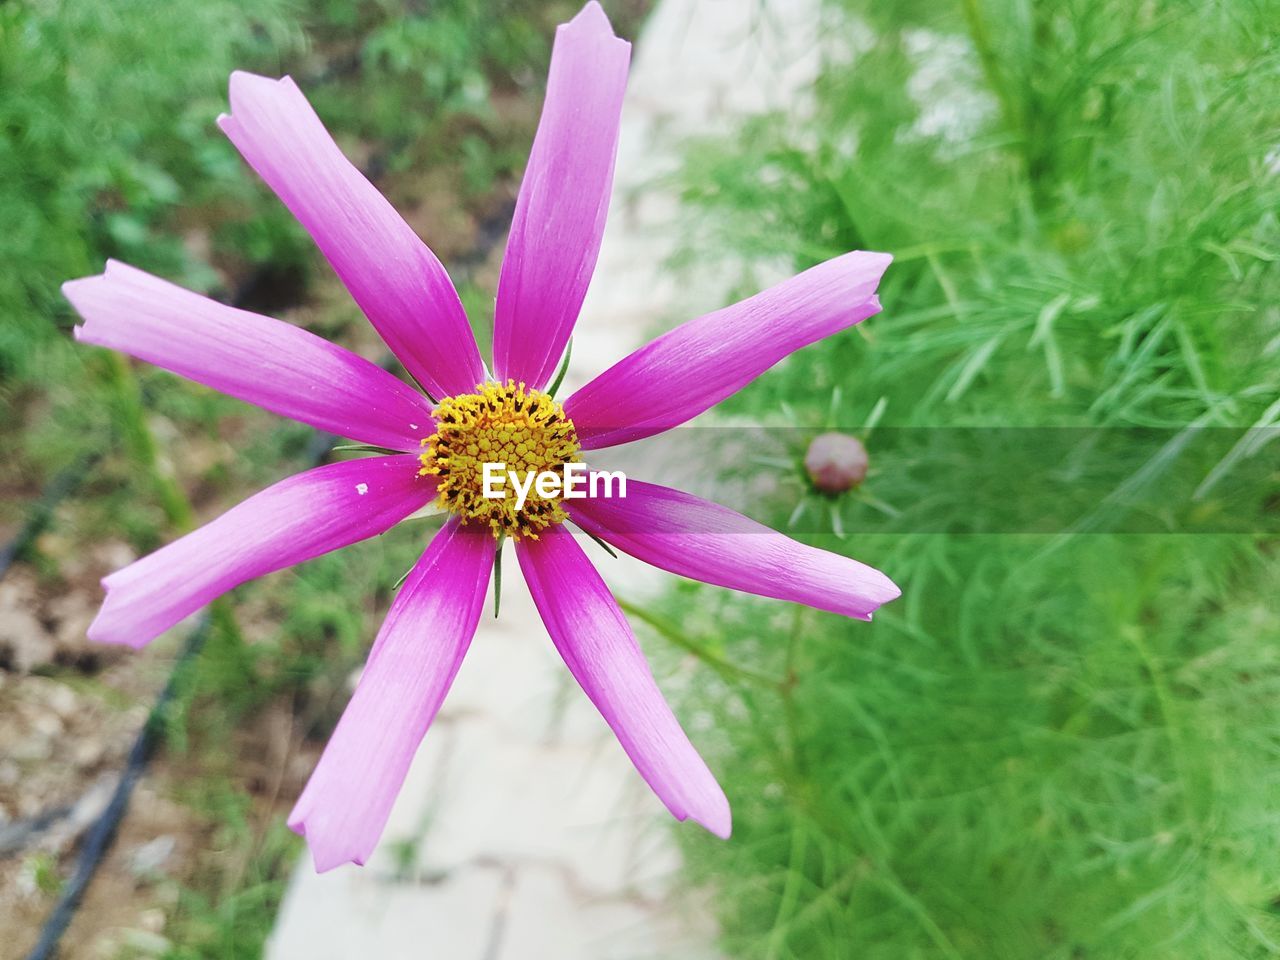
left=1, top=440, right=209, bottom=960
left=8, top=435, right=334, bottom=960
left=17, top=435, right=341, bottom=960
left=18, top=352, right=440, bottom=960
left=23, top=615, right=209, bottom=960
left=0, top=452, right=101, bottom=581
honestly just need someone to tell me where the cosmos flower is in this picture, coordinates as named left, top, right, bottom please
left=62, top=1, right=899, bottom=871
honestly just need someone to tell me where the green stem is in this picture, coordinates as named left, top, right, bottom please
left=331, top=443, right=403, bottom=457
left=782, top=605, right=806, bottom=773
left=958, top=0, right=1047, bottom=210
left=104, top=352, right=193, bottom=532
left=959, top=0, right=1014, bottom=130
left=1124, top=624, right=1203, bottom=838
left=617, top=598, right=783, bottom=689
left=103, top=354, right=246, bottom=655
left=765, top=822, right=808, bottom=960
left=547, top=338, right=573, bottom=398
left=493, top=535, right=505, bottom=618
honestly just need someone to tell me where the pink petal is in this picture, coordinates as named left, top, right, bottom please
left=517, top=526, right=730, bottom=837
left=89, top=456, right=434, bottom=648
left=64, top=261, right=433, bottom=451
left=492, top=2, right=630, bottom=389
left=565, top=251, right=892, bottom=448
left=568, top=479, right=900, bottom=620
left=218, top=72, right=483, bottom=399
left=289, top=518, right=492, bottom=871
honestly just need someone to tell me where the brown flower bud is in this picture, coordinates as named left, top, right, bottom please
left=804, top=432, right=868, bottom=494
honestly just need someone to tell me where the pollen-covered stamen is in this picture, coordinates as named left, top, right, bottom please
left=419, top=380, right=580, bottom=540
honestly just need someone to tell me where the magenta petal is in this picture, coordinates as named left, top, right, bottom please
left=568, top=479, right=900, bottom=620
left=492, top=2, right=630, bottom=389
left=517, top=526, right=730, bottom=837
left=64, top=261, right=434, bottom=451
left=289, top=519, right=492, bottom=871
left=565, top=251, right=892, bottom=448
left=218, top=72, right=484, bottom=399
left=89, top=457, right=434, bottom=648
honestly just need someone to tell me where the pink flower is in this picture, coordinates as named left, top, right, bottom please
left=62, top=2, right=899, bottom=871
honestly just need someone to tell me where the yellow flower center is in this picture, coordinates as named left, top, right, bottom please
left=419, top=380, right=580, bottom=540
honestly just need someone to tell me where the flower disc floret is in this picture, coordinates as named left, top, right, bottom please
left=420, top=380, right=580, bottom=539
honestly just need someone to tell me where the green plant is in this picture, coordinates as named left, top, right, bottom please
left=659, top=1, right=1280, bottom=957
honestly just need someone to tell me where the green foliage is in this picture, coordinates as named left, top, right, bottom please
left=680, top=0, right=1279, bottom=428
left=23, top=852, right=65, bottom=897
left=158, top=810, right=301, bottom=960
left=302, top=0, right=562, bottom=182
left=0, top=0, right=299, bottom=383
left=661, top=0, right=1280, bottom=957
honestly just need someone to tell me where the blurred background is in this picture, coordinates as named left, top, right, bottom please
left=1, top=0, right=1278, bottom=958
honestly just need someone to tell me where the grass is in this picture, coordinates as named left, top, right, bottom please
left=651, top=0, right=1280, bottom=957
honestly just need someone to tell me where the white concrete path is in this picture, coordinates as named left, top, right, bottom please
left=266, top=2, right=820, bottom=957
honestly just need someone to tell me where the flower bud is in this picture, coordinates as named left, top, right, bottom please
left=804, top=432, right=868, bottom=494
